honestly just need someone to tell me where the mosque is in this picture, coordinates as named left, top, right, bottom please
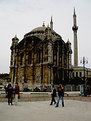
left=10, top=17, right=72, bottom=90
left=10, top=9, right=91, bottom=91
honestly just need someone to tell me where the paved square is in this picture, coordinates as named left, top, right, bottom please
left=0, top=100, right=91, bottom=121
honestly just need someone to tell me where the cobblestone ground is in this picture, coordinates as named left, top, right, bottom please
left=0, top=100, right=91, bottom=121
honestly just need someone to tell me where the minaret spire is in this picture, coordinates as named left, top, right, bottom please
left=72, top=8, right=78, bottom=67
left=50, top=16, right=53, bottom=30
left=74, top=8, right=76, bottom=15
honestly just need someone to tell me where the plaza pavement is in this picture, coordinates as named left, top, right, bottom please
left=0, top=100, right=91, bottom=121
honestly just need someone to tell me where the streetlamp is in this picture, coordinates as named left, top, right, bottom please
left=80, top=57, right=88, bottom=96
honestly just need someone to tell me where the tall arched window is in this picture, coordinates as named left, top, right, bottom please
left=53, top=43, right=57, bottom=65
left=20, top=53, right=24, bottom=65
left=36, top=50, right=40, bottom=63
left=28, top=51, right=32, bottom=64
left=44, top=44, right=48, bottom=62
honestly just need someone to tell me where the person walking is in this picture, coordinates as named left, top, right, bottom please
left=50, top=85, right=56, bottom=105
left=14, top=83, right=20, bottom=105
left=6, top=83, right=14, bottom=105
left=55, top=84, right=64, bottom=107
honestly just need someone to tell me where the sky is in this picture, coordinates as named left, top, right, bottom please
left=0, top=0, right=91, bottom=73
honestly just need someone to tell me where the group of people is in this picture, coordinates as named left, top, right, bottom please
left=50, top=84, right=64, bottom=107
left=5, top=82, right=64, bottom=107
left=5, top=83, right=20, bottom=105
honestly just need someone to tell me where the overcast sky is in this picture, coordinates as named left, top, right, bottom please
left=0, top=0, right=91, bottom=73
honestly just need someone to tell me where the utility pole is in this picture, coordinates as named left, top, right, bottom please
left=80, top=57, right=88, bottom=96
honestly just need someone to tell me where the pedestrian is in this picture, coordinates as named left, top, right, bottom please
left=14, top=82, right=20, bottom=105
left=50, top=85, right=57, bottom=105
left=55, top=84, right=64, bottom=107
left=6, top=83, right=14, bottom=105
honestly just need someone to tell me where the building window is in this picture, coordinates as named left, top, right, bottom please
left=44, top=56, right=48, bottom=62
left=28, top=51, right=32, bottom=64
left=11, top=56, right=13, bottom=65
left=20, top=53, right=24, bottom=65
left=36, top=50, right=40, bottom=63
left=54, top=56, right=57, bottom=65
left=53, top=49, right=57, bottom=65
left=59, top=47, right=62, bottom=66
left=45, top=45, right=48, bottom=55
left=44, top=45, right=48, bottom=62
left=79, top=72, right=82, bottom=77
left=76, top=72, right=78, bottom=77
left=73, top=72, right=74, bottom=77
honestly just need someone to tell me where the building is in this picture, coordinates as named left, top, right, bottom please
left=66, top=9, right=91, bottom=92
left=9, top=9, right=91, bottom=92
left=72, top=66, right=91, bottom=79
left=10, top=18, right=72, bottom=90
left=0, top=73, right=10, bottom=90
left=72, top=9, right=91, bottom=80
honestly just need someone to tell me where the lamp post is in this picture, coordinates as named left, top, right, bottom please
left=80, top=57, right=88, bottom=96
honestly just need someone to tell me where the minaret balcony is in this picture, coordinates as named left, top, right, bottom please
left=72, top=26, right=78, bottom=31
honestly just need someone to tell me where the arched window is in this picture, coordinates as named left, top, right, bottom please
left=11, top=55, right=13, bottom=65
left=53, top=43, right=57, bottom=65
left=20, top=53, right=24, bottom=65
left=76, top=72, right=78, bottom=77
left=79, top=72, right=82, bottom=77
left=28, top=51, right=32, bottom=64
left=73, top=72, right=74, bottom=77
left=36, top=50, right=40, bottom=63
left=44, top=44, right=48, bottom=62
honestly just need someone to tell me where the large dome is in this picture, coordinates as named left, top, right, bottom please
left=31, top=26, right=47, bottom=32
left=24, top=25, right=61, bottom=39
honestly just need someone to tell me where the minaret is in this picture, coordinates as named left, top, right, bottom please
left=72, top=8, right=78, bottom=67
left=66, top=39, right=72, bottom=68
left=50, top=16, right=53, bottom=30
left=10, top=35, right=19, bottom=84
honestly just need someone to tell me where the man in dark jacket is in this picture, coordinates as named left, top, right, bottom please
left=55, top=84, right=64, bottom=107
left=7, top=83, right=13, bottom=105
left=50, top=85, right=56, bottom=105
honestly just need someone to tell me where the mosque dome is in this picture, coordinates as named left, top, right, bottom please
left=24, top=25, right=61, bottom=39
left=31, top=26, right=47, bottom=33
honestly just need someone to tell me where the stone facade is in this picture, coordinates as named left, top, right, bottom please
left=10, top=20, right=72, bottom=90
